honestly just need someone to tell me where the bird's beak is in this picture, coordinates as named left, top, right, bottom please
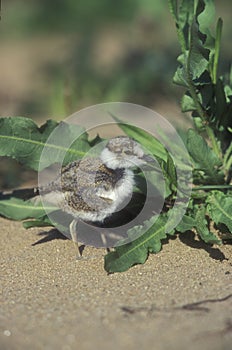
left=141, top=154, right=154, bottom=163
left=140, top=154, right=157, bottom=170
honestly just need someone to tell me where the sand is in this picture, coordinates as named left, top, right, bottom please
left=0, top=217, right=231, bottom=350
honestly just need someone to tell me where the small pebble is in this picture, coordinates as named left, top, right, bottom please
left=3, top=330, right=11, bottom=336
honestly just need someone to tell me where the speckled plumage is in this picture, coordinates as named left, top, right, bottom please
left=38, top=136, right=154, bottom=255
left=40, top=136, right=154, bottom=255
left=40, top=136, right=151, bottom=223
left=61, top=158, right=127, bottom=214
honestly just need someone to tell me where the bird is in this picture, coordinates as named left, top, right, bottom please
left=39, top=136, right=153, bottom=258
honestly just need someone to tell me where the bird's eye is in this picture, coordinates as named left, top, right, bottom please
left=124, top=150, right=132, bottom=155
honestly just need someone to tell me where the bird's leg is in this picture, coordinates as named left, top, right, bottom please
left=70, top=222, right=111, bottom=260
left=69, top=219, right=82, bottom=259
left=100, top=232, right=107, bottom=248
left=100, top=232, right=111, bottom=253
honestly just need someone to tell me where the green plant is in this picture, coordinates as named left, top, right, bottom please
left=105, top=0, right=232, bottom=272
left=0, top=0, right=231, bottom=272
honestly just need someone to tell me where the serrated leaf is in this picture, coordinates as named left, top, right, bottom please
left=176, top=214, right=195, bottom=232
left=173, top=63, right=189, bottom=87
left=193, top=117, right=204, bottom=131
left=175, top=205, right=221, bottom=244
left=172, top=1, right=211, bottom=88
left=206, top=191, right=232, bottom=233
left=181, top=93, right=196, bottom=112
left=188, top=19, right=210, bottom=80
left=187, top=129, right=220, bottom=168
left=0, top=197, right=57, bottom=221
left=195, top=205, right=221, bottom=244
left=0, top=117, right=90, bottom=171
left=104, top=215, right=169, bottom=273
left=0, top=118, right=56, bottom=170
left=178, top=0, right=195, bottom=30
left=187, top=129, right=223, bottom=183
left=197, top=0, right=215, bottom=34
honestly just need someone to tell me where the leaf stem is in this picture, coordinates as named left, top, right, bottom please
left=205, top=125, right=221, bottom=159
left=192, top=185, right=232, bottom=191
left=212, top=18, right=223, bottom=84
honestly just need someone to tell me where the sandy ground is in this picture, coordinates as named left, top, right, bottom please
left=0, top=217, right=231, bottom=350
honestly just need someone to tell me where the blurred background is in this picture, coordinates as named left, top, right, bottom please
left=0, top=0, right=231, bottom=189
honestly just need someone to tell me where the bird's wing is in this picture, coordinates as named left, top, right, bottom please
left=61, top=158, right=115, bottom=212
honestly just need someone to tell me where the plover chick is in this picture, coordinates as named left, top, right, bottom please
left=40, top=136, right=153, bottom=257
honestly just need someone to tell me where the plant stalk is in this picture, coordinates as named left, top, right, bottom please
left=192, top=185, right=232, bottom=191
left=212, top=18, right=223, bottom=84
left=186, top=57, right=221, bottom=159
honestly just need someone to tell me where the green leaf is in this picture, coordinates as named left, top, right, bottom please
left=188, top=18, right=210, bottom=80
left=193, top=117, right=204, bottom=131
left=181, top=93, right=196, bottom=112
left=104, top=215, right=170, bottom=273
left=195, top=0, right=215, bottom=61
left=162, top=153, right=177, bottom=191
left=224, top=83, right=232, bottom=102
left=187, top=129, right=223, bottom=183
left=0, top=197, right=57, bottom=221
left=23, top=216, right=53, bottom=229
left=195, top=205, right=221, bottom=244
left=178, top=0, right=195, bottom=30
left=168, top=0, right=194, bottom=53
left=176, top=214, right=195, bottom=232
left=206, top=191, right=232, bottom=233
left=215, top=78, right=228, bottom=127
left=212, top=18, right=223, bottom=83
left=167, top=0, right=178, bottom=21
left=197, top=0, right=215, bottom=34
left=198, top=83, right=213, bottom=111
left=178, top=0, right=195, bottom=51
left=223, top=141, right=232, bottom=171
left=175, top=204, right=221, bottom=244
left=0, top=117, right=90, bottom=171
left=172, top=0, right=213, bottom=97
left=110, top=114, right=181, bottom=198
left=173, top=58, right=189, bottom=87
left=0, top=118, right=56, bottom=170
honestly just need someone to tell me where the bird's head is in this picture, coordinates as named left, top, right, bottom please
left=100, top=136, right=153, bottom=169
